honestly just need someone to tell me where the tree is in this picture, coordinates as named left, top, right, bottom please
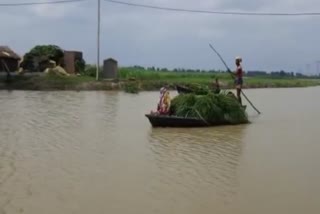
left=161, top=68, right=168, bottom=72
left=279, top=70, right=285, bottom=76
left=21, top=45, right=64, bottom=72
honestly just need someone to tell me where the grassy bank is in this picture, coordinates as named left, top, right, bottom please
left=119, top=67, right=320, bottom=89
left=1, top=67, right=320, bottom=91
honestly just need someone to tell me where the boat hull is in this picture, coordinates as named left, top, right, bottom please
left=145, top=114, right=208, bottom=127
left=145, top=114, right=228, bottom=128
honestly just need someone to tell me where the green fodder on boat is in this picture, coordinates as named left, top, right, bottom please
left=170, top=92, right=249, bottom=125
left=183, top=83, right=211, bottom=95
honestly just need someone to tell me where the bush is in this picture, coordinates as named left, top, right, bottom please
left=123, top=81, right=139, bottom=94
left=75, top=58, right=86, bottom=73
left=81, top=65, right=102, bottom=77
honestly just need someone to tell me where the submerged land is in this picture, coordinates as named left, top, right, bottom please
left=1, top=66, right=320, bottom=91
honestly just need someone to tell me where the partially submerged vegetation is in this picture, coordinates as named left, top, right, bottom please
left=123, top=81, right=140, bottom=94
left=170, top=92, right=249, bottom=125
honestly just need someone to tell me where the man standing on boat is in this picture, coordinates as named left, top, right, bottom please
left=234, top=56, right=243, bottom=104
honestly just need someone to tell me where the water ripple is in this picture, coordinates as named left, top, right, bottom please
left=147, top=126, right=247, bottom=204
left=0, top=91, right=120, bottom=213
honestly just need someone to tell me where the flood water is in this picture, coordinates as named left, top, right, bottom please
left=0, top=87, right=319, bottom=214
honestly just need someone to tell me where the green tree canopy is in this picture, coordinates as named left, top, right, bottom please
left=21, top=45, right=64, bottom=72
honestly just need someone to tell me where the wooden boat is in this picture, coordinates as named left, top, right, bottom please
left=145, top=105, right=247, bottom=128
left=145, top=114, right=209, bottom=127
left=145, top=113, right=248, bottom=128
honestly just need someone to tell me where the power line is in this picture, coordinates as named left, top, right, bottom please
left=104, top=0, right=320, bottom=16
left=0, top=0, right=86, bottom=7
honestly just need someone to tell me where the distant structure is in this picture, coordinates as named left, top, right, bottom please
left=63, top=51, right=83, bottom=74
left=0, top=46, right=21, bottom=72
left=102, top=58, right=118, bottom=79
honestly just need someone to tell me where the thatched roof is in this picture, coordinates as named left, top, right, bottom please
left=0, top=46, right=21, bottom=60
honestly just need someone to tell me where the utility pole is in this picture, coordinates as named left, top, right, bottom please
left=96, top=0, right=101, bottom=81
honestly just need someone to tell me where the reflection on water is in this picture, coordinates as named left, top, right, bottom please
left=148, top=126, right=247, bottom=206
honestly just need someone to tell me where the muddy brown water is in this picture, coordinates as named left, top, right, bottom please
left=0, top=88, right=319, bottom=214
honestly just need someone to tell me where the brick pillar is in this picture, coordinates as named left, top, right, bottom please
left=63, top=51, right=83, bottom=74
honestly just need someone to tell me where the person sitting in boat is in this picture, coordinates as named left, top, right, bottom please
left=151, top=86, right=171, bottom=115
left=158, top=87, right=171, bottom=114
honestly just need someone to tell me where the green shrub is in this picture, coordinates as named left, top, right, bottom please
left=123, top=82, right=139, bottom=94
left=81, top=65, right=103, bottom=77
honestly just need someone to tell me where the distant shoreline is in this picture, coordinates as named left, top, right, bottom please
left=1, top=75, right=320, bottom=92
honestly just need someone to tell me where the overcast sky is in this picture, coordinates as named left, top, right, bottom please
left=1, top=0, right=320, bottom=73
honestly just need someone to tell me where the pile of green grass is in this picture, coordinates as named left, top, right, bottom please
left=180, top=83, right=214, bottom=95
left=170, top=92, right=248, bottom=125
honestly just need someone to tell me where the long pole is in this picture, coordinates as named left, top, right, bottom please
left=209, top=44, right=261, bottom=114
left=96, top=0, right=101, bottom=80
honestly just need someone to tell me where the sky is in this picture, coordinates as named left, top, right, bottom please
left=1, top=0, right=320, bottom=73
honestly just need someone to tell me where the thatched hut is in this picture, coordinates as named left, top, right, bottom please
left=0, top=46, right=21, bottom=72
